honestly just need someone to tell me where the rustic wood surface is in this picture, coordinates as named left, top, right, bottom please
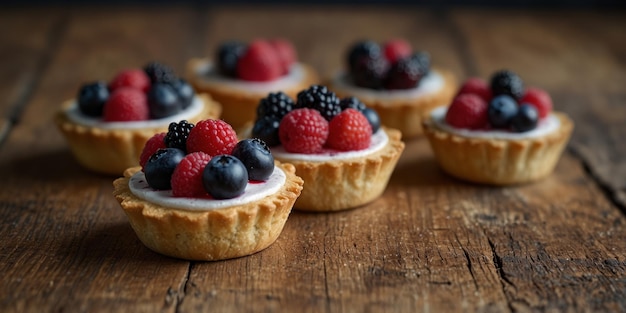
left=1, top=5, right=625, bottom=313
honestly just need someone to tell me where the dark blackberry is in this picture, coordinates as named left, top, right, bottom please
left=164, top=120, right=194, bottom=152
left=252, top=116, right=281, bottom=147
left=339, top=96, right=366, bottom=112
left=77, top=81, right=109, bottom=117
left=216, top=41, right=246, bottom=78
left=351, top=56, right=389, bottom=90
left=256, top=92, right=295, bottom=120
left=296, top=85, right=341, bottom=121
left=347, top=40, right=382, bottom=72
left=384, top=56, right=426, bottom=90
left=490, top=70, right=524, bottom=100
left=411, top=51, right=431, bottom=74
left=143, top=61, right=177, bottom=85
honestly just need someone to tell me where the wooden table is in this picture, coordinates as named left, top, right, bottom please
left=1, top=5, right=625, bottom=312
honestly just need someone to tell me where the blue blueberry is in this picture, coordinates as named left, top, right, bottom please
left=148, top=83, right=183, bottom=119
left=144, top=148, right=185, bottom=190
left=511, top=104, right=539, bottom=132
left=339, top=97, right=366, bottom=112
left=77, top=81, right=109, bottom=117
left=171, top=79, right=195, bottom=109
left=231, top=138, right=274, bottom=181
left=361, top=108, right=381, bottom=134
left=488, top=95, right=518, bottom=128
left=202, top=155, right=248, bottom=199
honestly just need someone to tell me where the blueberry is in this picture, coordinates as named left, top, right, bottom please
left=144, top=148, right=185, bottom=190
left=339, top=97, right=366, bottom=112
left=511, top=104, right=539, bottom=132
left=410, top=51, right=431, bottom=75
left=77, top=82, right=109, bottom=117
left=203, top=155, right=248, bottom=199
left=148, top=83, right=183, bottom=119
left=347, top=40, right=382, bottom=72
left=488, top=95, right=518, bottom=128
left=171, top=79, right=195, bottom=109
left=231, top=138, right=274, bottom=181
left=252, top=116, right=281, bottom=147
left=361, top=108, right=381, bottom=134
left=216, top=41, right=246, bottom=77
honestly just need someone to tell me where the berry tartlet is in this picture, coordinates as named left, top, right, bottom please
left=246, top=86, right=405, bottom=212
left=329, top=39, right=457, bottom=138
left=186, top=39, right=318, bottom=130
left=422, top=70, right=574, bottom=185
left=55, top=62, right=222, bottom=175
left=113, top=119, right=303, bottom=261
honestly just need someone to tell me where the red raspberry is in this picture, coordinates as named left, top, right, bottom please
left=171, top=152, right=212, bottom=197
left=279, top=108, right=329, bottom=153
left=237, top=40, right=282, bottom=82
left=102, top=87, right=149, bottom=122
left=139, top=132, right=166, bottom=170
left=457, top=77, right=492, bottom=102
left=520, top=87, right=552, bottom=118
left=109, top=69, right=150, bottom=92
left=186, top=119, right=238, bottom=156
left=326, top=109, right=372, bottom=151
left=383, top=39, right=412, bottom=64
left=445, top=94, right=489, bottom=129
left=269, top=38, right=297, bottom=75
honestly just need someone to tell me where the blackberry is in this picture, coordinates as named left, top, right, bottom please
left=202, top=155, right=248, bottom=199
left=488, top=95, right=518, bottom=128
left=164, top=120, right=194, bottom=152
left=491, top=70, right=524, bottom=100
left=384, top=56, right=426, bottom=90
left=148, top=83, right=182, bottom=119
left=77, top=81, right=109, bottom=117
left=252, top=116, right=281, bottom=147
left=216, top=41, right=246, bottom=78
left=257, top=92, right=295, bottom=120
left=296, top=85, right=341, bottom=121
left=231, top=138, right=274, bottom=181
left=143, top=61, right=176, bottom=85
left=339, top=96, right=366, bottom=112
left=411, top=51, right=431, bottom=74
left=347, top=40, right=382, bottom=72
left=144, top=148, right=185, bottom=190
left=351, top=56, right=388, bottom=90
left=511, top=104, right=538, bottom=132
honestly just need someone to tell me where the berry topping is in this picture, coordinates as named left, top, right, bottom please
left=361, top=107, right=381, bottom=134
left=279, top=108, right=329, bottom=153
left=202, top=155, right=248, bottom=199
left=384, top=56, right=426, bottom=90
left=490, top=70, right=524, bottom=100
left=77, top=82, right=109, bottom=117
left=102, top=88, right=149, bottom=122
left=347, top=40, right=382, bottom=73
left=383, top=39, right=412, bottom=64
left=171, top=78, right=195, bottom=109
left=257, top=91, right=295, bottom=120
left=457, top=77, right=492, bottom=102
left=186, top=119, right=238, bottom=157
left=296, top=85, right=341, bottom=121
left=171, top=152, right=212, bottom=197
left=520, top=87, right=552, bottom=118
left=237, top=40, right=282, bottom=82
left=445, top=94, right=489, bottom=129
left=351, top=55, right=389, bottom=89
left=410, top=51, right=431, bottom=75
left=339, top=96, right=366, bottom=112
left=108, top=69, right=150, bottom=92
left=139, top=132, right=166, bottom=170
left=251, top=116, right=281, bottom=147
left=269, top=38, right=297, bottom=75
left=216, top=41, right=246, bottom=78
left=231, top=138, right=275, bottom=181
left=147, top=83, right=182, bottom=119
left=164, top=120, right=194, bottom=153
left=511, top=104, right=539, bottom=132
left=144, top=148, right=185, bottom=190
left=326, top=109, right=372, bottom=151
left=143, top=62, right=176, bottom=85
left=487, top=95, right=518, bottom=129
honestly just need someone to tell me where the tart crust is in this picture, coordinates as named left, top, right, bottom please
left=422, top=111, right=574, bottom=185
left=330, top=68, right=457, bottom=139
left=112, top=162, right=303, bottom=261
left=275, top=127, right=405, bottom=212
left=186, top=58, right=319, bottom=130
left=55, top=93, right=222, bottom=175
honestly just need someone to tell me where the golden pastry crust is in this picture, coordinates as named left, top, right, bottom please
left=275, top=128, right=405, bottom=212
left=186, top=58, right=319, bottom=130
left=422, top=111, right=574, bottom=185
left=55, top=93, right=221, bottom=175
left=330, top=68, right=457, bottom=139
left=112, top=162, right=303, bottom=261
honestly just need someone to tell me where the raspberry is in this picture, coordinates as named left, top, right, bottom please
left=457, top=77, right=492, bottom=102
left=256, top=92, right=295, bottom=120
left=326, top=109, right=372, bottom=151
left=143, top=62, right=176, bottom=84
left=102, top=88, right=149, bottom=122
left=279, top=108, right=329, bottom=153
left=384, top=56, right=426, bottom=90
left=186, top=119, right=238, bottom=157
left=109, top=69, right=150, bottom=92
left=445, top=94, right=489, bottom=129
left=296, top=85, right=341, bottom=121
left=171, top=152, right=212, bottom=197
left=269, top=38, right=297, bottom=75
left=164, top=120, right=194, bottom=152
left=139, top=132, right=166, bottom=170
left=383, top=39, right=412, bottom=64
left=236, top=40, right=282, bottom=82
left=520, top=87, right=552, bottom=118
left=491, top=70, right=524, bottom=100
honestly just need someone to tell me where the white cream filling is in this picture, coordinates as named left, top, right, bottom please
left=331, top=70, right=444, bottom=104
left=430, top=106, right=560, bottom=140
left=194, top=61, right=306, bottom=94
left=65, top=95, right=204, bottom=130
left=271, top=129, right=388, bottom=162
left=128, top=166, right=286, bottom=211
